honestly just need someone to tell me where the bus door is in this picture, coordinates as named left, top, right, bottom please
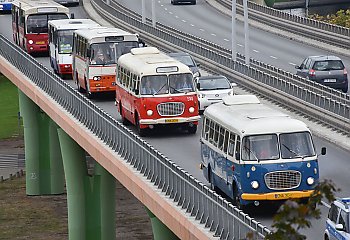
left=226, top=134, right=241, bottom=186
left=12, top=6, right=20, bottom=44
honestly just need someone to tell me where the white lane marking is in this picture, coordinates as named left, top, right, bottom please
left=161, top=4, right=163, bottom=7
left=169, top=11, right=173, bottom=14
left=224, top=39, right=229, bottom=42
left=200, top=29, right=205, bottom=31
left=182, top=19, right=186, bottom=23
left=237, top=44, right=243, bottom=47
left=270, top=55, right=277, bottom=59
left=289, top=62, right=296, bottom=66
left=322, top=200, right=331, bottom=209
left=211, top=33, right=216, bottom=36
left=253, top=49, right=259, bottom=53
left=158, top=1, right=161, bottom=3
left=190, top=24, right=195, bottom=27
left=175, top=15, right=179, bottom=18
left=164, top=7, right=167, bottom=10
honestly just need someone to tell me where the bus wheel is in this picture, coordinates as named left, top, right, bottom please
left=136, top=114, right=147, bottom=137
left=209, top=167, right=217, bottom=192
left=120, top=104, right=129, bottom=125
left=187, top=124, right=197, bottom=134
left=232, top=184, right=242, bottom=209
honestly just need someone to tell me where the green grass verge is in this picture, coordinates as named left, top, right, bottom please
left=0, top=75, right=21, bottom=139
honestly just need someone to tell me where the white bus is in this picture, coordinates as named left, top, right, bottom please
left=200, top=95, right=326, bottom=209
left=72, top=27, right=139, bottom=98
left=116, top=47, right=200, bottom=136
left=48, top=19, right=100, bottom=77
left=12, top=0, right=69, bottom=54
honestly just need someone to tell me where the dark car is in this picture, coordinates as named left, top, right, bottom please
left=171, top=0, right=196, bottom=5
left=295, top=55, right=348, bottom=93
left=168, top=52, right=201, bottom=77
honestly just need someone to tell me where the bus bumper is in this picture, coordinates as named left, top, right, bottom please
left=27, top=44, right=48, bottom=54
left=241, top=190, right=314, bottom=201
left=139, top=116, right=201, bottom=125
left=58, top=64, right=72, bottom=75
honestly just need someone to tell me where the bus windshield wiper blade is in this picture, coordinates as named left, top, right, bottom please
left=153, top=83, right=167, bottom=96
left=243, top=146, right=259, bottom=162
left=282, top=144, right=303, bottom=158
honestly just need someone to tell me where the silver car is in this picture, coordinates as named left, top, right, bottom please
left=325, top=198, right=350, bottom=240
left=196, top=75, right=235, bottom=113
left=296, top=55, right=348, bottom=93
left=168, top=52, right=201, bottom=77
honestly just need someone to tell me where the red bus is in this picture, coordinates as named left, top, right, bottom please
left=12, top=0, right=69, bottom=54
left=116, top=47, right=200, bottom=136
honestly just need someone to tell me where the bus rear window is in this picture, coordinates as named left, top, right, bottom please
left=27, top=14, right=68, bottom=34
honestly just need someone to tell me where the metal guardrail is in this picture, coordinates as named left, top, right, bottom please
left=0, top=154, right=25, bottom=169
left=0, top=35, right=271, bottom=239
left=93, top=0, right=350, bottom=134
left=216, top=0, right=350, bottom=49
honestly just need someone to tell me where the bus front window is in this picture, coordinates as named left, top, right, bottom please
left=90, top=43, right=116, bottom=65
left=141, top=75, right=168, bottom=95
left=58, top=30, right=74, bottom=54
left=115, top=41, right=138, bottom=59
left=27, top=14, right=68, bottom=34
left=242, top=135, right=279, bottom=161
left=169, top=73, right=194, bottom=93
left=280, top=132, right=315, bottom=159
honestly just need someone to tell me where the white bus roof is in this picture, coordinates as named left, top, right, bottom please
left=12, top=0, right=69, bottom=15
left=48, top=19, right=100, bottom=31
left=204, top=95, right=310, bottom=135
left=74, top=27, right=138, bottom=43
left=118, top=47, right=193, bottom=77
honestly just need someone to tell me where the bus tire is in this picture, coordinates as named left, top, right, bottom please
left=232, top=184, right=242, bottom=210
left=76, top=75, right=84, bottom=93
left=135, top=114, right=147, bottom=137
left=187, top=124, right=197, bottom=134
left=208, top=166, right=217, bottom=192
left=120, top=104, right=129, bottom=125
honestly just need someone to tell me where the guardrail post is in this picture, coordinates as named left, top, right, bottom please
left=145, top=207, right=179, bottom=240
left=57, top=128, right=116, bottom=240
left=19, top=90, right=64, bottom=195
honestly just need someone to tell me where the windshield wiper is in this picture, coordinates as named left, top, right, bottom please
left=282, top=144, right=303, bottom=158
left=153, top=83, right=167, bottom=96
left=169, top=85, right=187, bottom=94
left=243, top=146, right=259, bottom=162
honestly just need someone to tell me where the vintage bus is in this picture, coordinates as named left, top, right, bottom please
left=115, top=47, right=200, bottom=136
left=48, top=19, right=100, bottom=77
left=11, top=0, right=69, bottom=54
left=200, top=95, right=326, bottom=208
left=0, top=0, right=13, bottom=13
left=72, top=27, right=139, bottom=98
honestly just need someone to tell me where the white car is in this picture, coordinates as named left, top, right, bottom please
left=196, top=75, right=235, bottom=113
left=325, top=197, right=350, bottom=240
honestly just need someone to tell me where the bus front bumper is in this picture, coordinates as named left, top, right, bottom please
left=140, top=116, right=201, bottom=125
left=241, top=190, right=314, bottom=201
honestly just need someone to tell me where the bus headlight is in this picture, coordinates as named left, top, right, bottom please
left=189, top=107, right=195, bottom=113
left=28, top=40, right=34, bottom=44
left=251, top=181, right=259, bottom=189
left=146, top=110, right=153, bottom=116
left=93, top=76, right=101, bottom=81
left=307, top=177, right=314, bottom=185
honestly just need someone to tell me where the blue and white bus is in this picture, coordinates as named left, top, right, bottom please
left=0, top=0, right=13, bottom=13
left=200, top=95, right=326, bottom=208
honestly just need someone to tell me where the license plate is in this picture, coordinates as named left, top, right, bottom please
left=324, top=79, right=336, bottom=83
left=165, top=119, right=178, bottom=123
left=36, top=41, right=45, bottom=45
left=274, top=193, right=293, bottom=199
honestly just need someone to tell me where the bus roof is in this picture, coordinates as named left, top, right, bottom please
left=204, top=95, right=310, bottom=136
left=118, top=47, right=193, bottom=77
left=48, top=19, right=100, bottom=30
left=74, top=27, right=138, bottom=43
left=12, top=0, right=69, bottom=15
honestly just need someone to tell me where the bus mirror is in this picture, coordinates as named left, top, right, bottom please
left=70, top=13, right=75, bottom=19
left=235, top=152, right=240, bottom=160
left=321, top=147, right=326, bottom=156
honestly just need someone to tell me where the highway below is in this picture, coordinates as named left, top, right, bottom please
left=1, top=3, right=350, bottom=239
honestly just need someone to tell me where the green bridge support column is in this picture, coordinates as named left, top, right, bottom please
left=57, top=129, right=116, bottom=240
left=19, top=90, right=64, bottom=195
left=146, top=208, right=179, bottom=240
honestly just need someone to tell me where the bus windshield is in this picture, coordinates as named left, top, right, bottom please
left=242, top=134, right=279, bottom=161
left=58, top=30, right=74, bottom=54
left=27, top=14, right=68, bottom=34
left=280, top=132, right=315, bottom=159
left=140, top=73, right=194, bottom=95
left=115, top=41, right=139, bottom=59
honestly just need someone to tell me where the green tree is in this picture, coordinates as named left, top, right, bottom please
left=265, top=179, right=339, bottom=240
left=310, top=9, right=350, bottom=28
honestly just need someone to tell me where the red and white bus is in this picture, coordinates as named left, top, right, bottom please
left=72, top=27, right=139, bottom=98
left=116, top=47, right=200, bottom=136
left=48, top=19, right=100, bottom=77
left=12, top=0, right=69, bottom=54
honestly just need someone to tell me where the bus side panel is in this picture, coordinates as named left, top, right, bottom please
left=74, top=56, right=87, bottom=89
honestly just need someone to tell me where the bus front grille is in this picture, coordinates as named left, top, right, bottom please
left=264, top=170, right=301, bottom=190
left=157, top=102, right=184, bottom=116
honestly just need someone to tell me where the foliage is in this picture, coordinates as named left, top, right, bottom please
left=264, top=179, right=339, bottom=240
left=309, top=9, right=350, bottom=28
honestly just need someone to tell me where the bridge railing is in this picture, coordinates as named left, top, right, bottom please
left=0, top=34, right=271, bottom=240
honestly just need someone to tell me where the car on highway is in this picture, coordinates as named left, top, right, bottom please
left=168, top=52, right=201, bottom=77
left=295, top=55, right=348, bottom=93
left=195, top=75, right=235, bottom=113
left=170, top=0, right=196, bottom=5
left=325, top=197, right=350, bottom=240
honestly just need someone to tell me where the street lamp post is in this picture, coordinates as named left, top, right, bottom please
left=142, top=0, right=146, bottom=23
left=243, top=0, right=250, bottom=65
left=152, top=0, right=156, bottom=27
left=231, top=0, right=237, bottom=61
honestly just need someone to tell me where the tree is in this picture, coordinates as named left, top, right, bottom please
left=265, top=179, right=339, bottom=240
left=309, top=9, right=350, bottom=28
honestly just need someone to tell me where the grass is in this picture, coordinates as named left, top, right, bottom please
left=0, top=177, right=68, bottom=239
left=0, top=75, right=21, bottom=139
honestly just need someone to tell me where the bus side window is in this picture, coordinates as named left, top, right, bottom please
left=53, top=30, right=58, bottom=46
left=134, top=75, right=140, bottom=94
left=228, top=132, right=236, bottom=157
left=203, top=117, right=210, bottom=140
left=213, top=123, right=219, bottom=147
left=235, top=136, right=241, bottom=159
left=223, top=130, right=229, bottom=154
left=218, top=126, right=225, bottom=151
left=208, top=120, right=215, bottom=145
